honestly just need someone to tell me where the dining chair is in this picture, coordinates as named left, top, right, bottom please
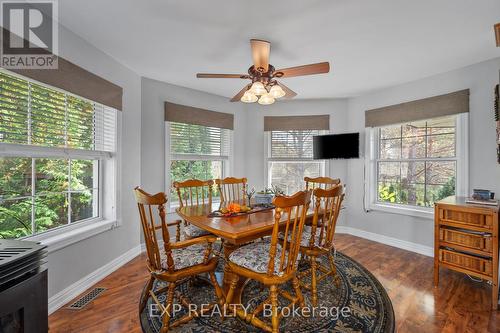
left=225, top=190, right=312, bottom=333
left=215, top=177, right=247, bottom=204
left=295, top=185, right=344, bottom=307
left=304, top=176, right=341, bottom=196
left=173, top=179, right=213, bottom=238
left=134, top=187, right=224, bottom=333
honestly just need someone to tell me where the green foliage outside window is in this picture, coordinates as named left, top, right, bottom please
left=169, top=122, right=229, bottom=203
left=0, top=71, right=98, bottom=239
left=377, top=117, right=458, bottom=208
left=378, top=176, right=455, bottom=207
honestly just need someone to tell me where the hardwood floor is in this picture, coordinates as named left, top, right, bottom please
left=49, top=234, right=500, bottom=332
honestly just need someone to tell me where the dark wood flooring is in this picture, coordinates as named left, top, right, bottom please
left=49, top=234, right=500, bottom=332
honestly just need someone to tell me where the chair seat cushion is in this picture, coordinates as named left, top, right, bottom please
left=184, top=223, right=211, bottom=238
left=161, top=244, right=209, bottom=270
left=229, top=239, right=288, bottom=276
left=279, top=225, right=321, bottom=248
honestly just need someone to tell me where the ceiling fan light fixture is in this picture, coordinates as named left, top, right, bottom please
left=258, top=93, right=275, bottom=105
left=269, top=85, right=286, bottom=98
left=249, top=81, right=267, bottom=95
left=240, top=90, right=258, bottom=103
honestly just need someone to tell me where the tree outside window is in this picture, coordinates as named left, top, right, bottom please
left=376, top=116, right=457, bottom=207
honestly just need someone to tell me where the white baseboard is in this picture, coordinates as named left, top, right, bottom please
left=48, top=244, right=142, bottom=315
left=336, top=226, right=433, bottom=257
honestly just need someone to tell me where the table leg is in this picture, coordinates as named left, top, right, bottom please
left=222, top=242, right=246, bottom=305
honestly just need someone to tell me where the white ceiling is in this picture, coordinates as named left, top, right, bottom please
left=57, top=0, right=500, bottom=99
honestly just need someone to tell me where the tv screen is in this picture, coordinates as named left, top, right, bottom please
left=313, top=133, right=359, bottom=159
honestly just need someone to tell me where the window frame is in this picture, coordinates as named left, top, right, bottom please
left=265, top=130, right=329, bottom=194
left=165, top=122, right=233, bottom=212
left=0, top=69, right=119, bottom=249
left=365, top=113, right=469, bottom=219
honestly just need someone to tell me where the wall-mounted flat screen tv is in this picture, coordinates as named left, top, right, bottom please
left=313, top=133, right=359, bottom=159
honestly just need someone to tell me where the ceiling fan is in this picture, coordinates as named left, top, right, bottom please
left=196, top=39, right=330, bottom=105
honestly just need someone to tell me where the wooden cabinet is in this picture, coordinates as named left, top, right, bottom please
left=434, top=196, right=499, bottom=309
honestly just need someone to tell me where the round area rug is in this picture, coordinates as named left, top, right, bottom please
left=140, top=251, right=395, bottom=333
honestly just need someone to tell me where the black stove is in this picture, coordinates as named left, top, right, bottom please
left=0, top=239, right=48, bottom=333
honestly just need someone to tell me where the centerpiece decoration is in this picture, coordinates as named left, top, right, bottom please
left=219, top=203, right=251, bottom=216
left=208, top=184, right=281, bottom=218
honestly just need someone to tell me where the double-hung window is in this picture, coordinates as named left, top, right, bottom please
left=267, top=129, right=326, bottom=195
left=167, top=122, right=231, bottom=208
left=0, top=71, right=117, bottom=239
left=367, top=114, right=468, bottom=214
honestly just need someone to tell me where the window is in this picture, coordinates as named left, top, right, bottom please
left=369, top=115, right=467, bottom=212
left=0, top=71, right=116, bottom=239
left=168, top=122, right=231, bottom=207
left=267, top=130, right=326, bottom=195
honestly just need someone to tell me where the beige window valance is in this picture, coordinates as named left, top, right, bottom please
left=264, top=115, right=330, bottom=131
left=365, top=89, right=469, bottom=127
left=2, top=28, right=123, bottom=110
left=164, top=102, right=234, bottom=130
left=11, top=58, right=123, bottom=110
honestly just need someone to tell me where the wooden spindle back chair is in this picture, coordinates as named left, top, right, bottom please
left=134, top=187, right=223, bottom=333
left=225, top=190, right=312, bottom=333
left=215, top=177, right=247, bottom=204
left=309, top=185, right=344, bottom=250
left=135, top=187, right=171, bottom=273
left=270, top=191, right=312, bottom=277
left=304, top=176, right=341, bottom=203
left=173, top=179, right=213, bottom=238
left=304, top=176, right=341, bottom=191
left=173, top=179, right=214, bottom=208
left=297, top=185, right=345, bottom=306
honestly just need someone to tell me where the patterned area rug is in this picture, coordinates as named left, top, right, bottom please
left=140, top=251, right=395, bottom=333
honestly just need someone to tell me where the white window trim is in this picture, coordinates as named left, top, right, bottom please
left=0, top=111, right=120, bottom=252
left=164, top=122, right=231, bottom=213
left=264, top=131, right=330, bottom=190
left=364, top=113, right=469, bottom=219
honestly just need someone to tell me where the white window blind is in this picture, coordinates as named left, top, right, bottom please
left=170, top=122, right=229, bottom=159
left=270, top=130, right=319, bottom=160
left=0, top=70, right=118, bottom=239
left=0, top=71, right=116, bottom=155
left=268, top=129, right=325, bottom=195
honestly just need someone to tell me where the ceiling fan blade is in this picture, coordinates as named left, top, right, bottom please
left=250, top=39, right=270, bottom=72
left=277, top=82, right=297, bottom=99
left=197, top=73, right=248, bottom=79
left=230, top=84, right=251, bottom=102
left=275, top=62, right=330, bottom=78
left=495, top=23, right=500, bottom=47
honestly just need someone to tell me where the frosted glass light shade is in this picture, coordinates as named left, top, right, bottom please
left=240, top=91, right=258, bottom=103
left=249, top=81, right=267, bottom=95
left=269, top=85, right=285, bottom=98
left=258, top=93, right=275, bottom=105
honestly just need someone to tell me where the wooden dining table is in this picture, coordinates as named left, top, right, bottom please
left=176, top=202, right=310, bottom=302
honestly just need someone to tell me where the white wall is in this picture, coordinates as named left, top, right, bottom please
left=46, top=25, right=142, bottom=298
left=141, top=78, right=247, bottom=194
left=345, top=57, right=500, bottom=248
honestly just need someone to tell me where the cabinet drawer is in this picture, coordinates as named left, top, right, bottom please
left=439, top=208, right=494, bottom=230
left=439, top=228, right=492, bottom=253
left=439, top=249, right=492, bottom=276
